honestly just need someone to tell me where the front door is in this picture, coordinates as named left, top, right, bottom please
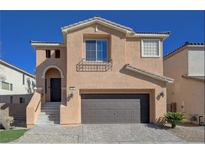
left=50, top=78, right=61, bottom=102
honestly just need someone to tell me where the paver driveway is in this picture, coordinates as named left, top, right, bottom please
left=14, top=124, right=185, bottom=143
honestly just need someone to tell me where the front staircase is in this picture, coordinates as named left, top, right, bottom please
left=36, top=102, right=61, bottom=126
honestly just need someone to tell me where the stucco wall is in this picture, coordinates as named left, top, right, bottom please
left=35, top=23, right=167, bottom=126
left=164, top=47, right=205, bottom=123
left=63, top=23, right=167, bottom=125
left=35, top=47, right=67, bottom=103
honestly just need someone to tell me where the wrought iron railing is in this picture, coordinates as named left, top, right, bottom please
left=76, top=58, right=112, bottom=72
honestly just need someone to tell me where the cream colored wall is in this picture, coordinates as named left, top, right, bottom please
left=188, top=48, right=205, bottom=76
left=0, top=64, right=35, bottom=95
left=164, top=48, right=205, bottom=123
left=61, top=23, right=167, bottom=125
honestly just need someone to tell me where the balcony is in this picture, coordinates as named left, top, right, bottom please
left=76, top=58, right=112, bottom=72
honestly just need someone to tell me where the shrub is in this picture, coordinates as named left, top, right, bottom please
left=165, top=112, right=185, bottom=128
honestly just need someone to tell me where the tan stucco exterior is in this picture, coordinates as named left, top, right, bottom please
left=31, top=17, right=170, bottom=127
left=164, top=45, right=205, bottom=124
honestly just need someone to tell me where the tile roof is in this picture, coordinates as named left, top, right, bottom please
left=61, top=16, right=134, bottom=32
left=136, top=31, right=170, bottom=35
left=32, top=17, right=170, bottom=46
left=164, top=41, right=205, bottom=59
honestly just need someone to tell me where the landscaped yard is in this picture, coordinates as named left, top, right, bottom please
left=0, top=129, right=28, bottom=143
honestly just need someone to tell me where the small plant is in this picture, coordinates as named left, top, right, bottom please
left=165, top=112, right=185, bottom=128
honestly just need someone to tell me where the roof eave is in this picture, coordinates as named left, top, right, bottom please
left=0, top=60, right=35, bottom=79
left=61, top=18, right=134, bottom=34
left=134, top=33, right=170, bottom=40
left=125, top=64, right=174, bottom=83
left=31, top=42, right=65, bottom=48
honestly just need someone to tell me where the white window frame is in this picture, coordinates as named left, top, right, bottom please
left=141, top=39, right=161, bottom=58
left=84, top=39, right=109, bottom=62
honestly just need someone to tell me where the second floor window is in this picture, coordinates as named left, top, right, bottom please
left=55, top=49, right=60, bottom=58
left=85, top=40, right=108, bottom=61
left=141, top=40, right=160, bottom=57
left=46, top=50, right=51, bottom=58
left=1, top=81, right=13, bottom=91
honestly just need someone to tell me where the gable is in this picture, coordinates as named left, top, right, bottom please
left=61, top=17, right=134, bottom=34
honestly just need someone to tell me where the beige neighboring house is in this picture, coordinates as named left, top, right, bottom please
left=164, top=42, right=205, bottom=125
left=27, top=17, right=173, bottom=128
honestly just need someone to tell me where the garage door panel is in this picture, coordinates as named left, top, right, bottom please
left=81, top=94, right=149, bottom=124
left=82, top=99, right=140, bottom=110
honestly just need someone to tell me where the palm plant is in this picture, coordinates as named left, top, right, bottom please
left=165, top=112, right=185, bottom=128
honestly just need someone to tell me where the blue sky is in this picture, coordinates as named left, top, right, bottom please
left=0, top=11, right=204, bottom=74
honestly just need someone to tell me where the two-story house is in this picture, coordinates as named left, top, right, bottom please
left=164, top=42, right=205, bottom=125
left=27, top=17, right=173, bottom=128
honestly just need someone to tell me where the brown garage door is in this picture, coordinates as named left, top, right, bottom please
left=81, top=94, right=149, bottom=124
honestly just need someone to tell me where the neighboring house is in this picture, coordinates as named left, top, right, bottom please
left=164, top=42, right=205, bottom=125
left=27, top=17, right=173, bottom=128
left=0, top=60, right=36, bottom=103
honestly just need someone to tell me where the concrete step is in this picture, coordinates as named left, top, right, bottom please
left=41, top=106, right=60, bottom=109
left=41, top=110, right=59, bottom=112
left=40, top=112, right=59, bottom=115
left=36, top=102, right=61, bottom=126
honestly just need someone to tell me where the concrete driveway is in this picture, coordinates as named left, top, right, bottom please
left=14, top=124, right=185, bottom=143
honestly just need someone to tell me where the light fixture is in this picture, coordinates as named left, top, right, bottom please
left=157, top=91, right=165, bottom=100
left=68, top=86, right=76, bottom=98
left=159, top=91, right=164, bottom=98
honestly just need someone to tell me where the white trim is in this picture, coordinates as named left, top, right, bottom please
left=135, top=33, right=169, bottom=39
left=61, top=17, right=133, bottom=34
left=31, top=42, right=65, bottom=47
left=41, top=65, right=64, bottom=79
left=141, top=39, right=161, bottom=58
left=84, top=39, right=109, bottom=62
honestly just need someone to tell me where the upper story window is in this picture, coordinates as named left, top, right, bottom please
left=55, top=49, right=60, bottom=58
left=1, top=81, right=13, bottom=91
left=46, top=50, right=51, bottom=58
left=141, top=40, right=160, bottom=57
left=85, top=40, right=108, bottom=61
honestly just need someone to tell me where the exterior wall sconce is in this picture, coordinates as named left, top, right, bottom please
left=157, top=91, right=165, bottom=100
left=68, top=86, right=76, bottom=98
left=159, top=91, right=165, bottom=98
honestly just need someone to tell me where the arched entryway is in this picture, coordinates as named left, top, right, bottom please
left=44, top=67, right=62, bottom=102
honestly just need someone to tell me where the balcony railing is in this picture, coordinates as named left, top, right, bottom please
left=76, top=58, right=112, bottom=72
